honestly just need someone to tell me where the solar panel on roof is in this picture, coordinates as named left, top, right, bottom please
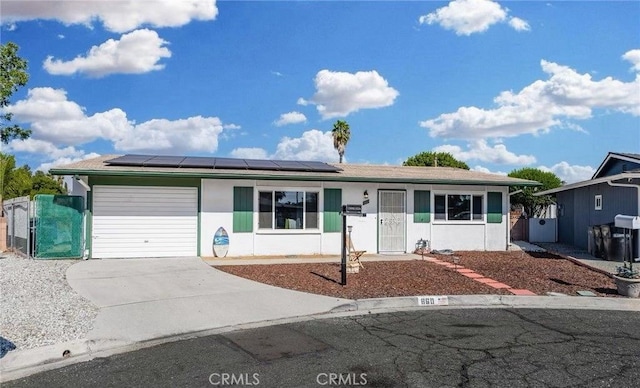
left=300, top=161, right=341, bottom=172
left=245, top=159, right=280, bottom=170
left=214, top=158, right=248, bottom=169
left=273, top=160, right=308, bottom=171
left=105, top=154, right=154, bottom=166
left=143, top=156, right=186, bottom=167
left=180, top=156, right=216, bottom=168
left=104, top=154, right=340, bottom=173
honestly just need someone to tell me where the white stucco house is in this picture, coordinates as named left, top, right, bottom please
left=51, top=155, right=539, bottom=259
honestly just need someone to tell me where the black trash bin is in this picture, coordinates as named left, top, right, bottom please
left=593, top=225, right=603, bottom=258
left=600, top=224, right=611, bottom=260
left=609, top=233, right=628, bottom=262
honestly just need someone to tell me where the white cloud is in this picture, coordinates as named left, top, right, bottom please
left=1, top=0, right=218, bottom=33
left=508, top=17, right=530, bottom=32
left=38, top=153, right=101, bottom=173
left=623, top=49, right=640, bottom=72
left=6, top=87, right=236, bottom=154
left=434, top=140, right=536, bottom=165
left=274, top=111, right=307, bottom=127
left=471, top=165, right=507, bottom=175
left=420, top=52, right=640, bottom=139
left=230, top=147, right=269, bottom=159
left=5, top=138, right=100, bottom=172
left=539, top=161, right=595, bottom=184
left=229, top=129, right=339, bottom=162
left=114, top=116, right=226, bottom=153
left=43, top=29, right=171, bottom=77
left=303, top=70, right=399, bottom=119
left=273, top=130, right=339, bottom=162
left=419, top=0, right=529, bottom=35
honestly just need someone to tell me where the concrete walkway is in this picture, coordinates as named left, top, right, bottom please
left=534, top=242, right=625, bottom=275
left=67, top=257, right=350, bottom=344
left=204, top=252, right=420, bottom=266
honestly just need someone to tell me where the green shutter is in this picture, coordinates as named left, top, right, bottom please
left=233, top=187, right=253, bottom=232
left=487, top=192, right=503, bottom=223
left=323, top=188, right=342, bottom=233
left=414, top=190, right=430, bottom=223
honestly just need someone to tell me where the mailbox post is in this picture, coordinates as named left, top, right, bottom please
left=341, top=204, right=363, bottom=285
left=614, top=214, right=640, bottom=274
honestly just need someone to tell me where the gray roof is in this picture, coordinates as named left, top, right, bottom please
left=593, top=151, right=640, bottom=179
left=536, top=171, right=640, bottom=196
left=50, top=154, right=541, bottom=186
left=612, top=152, right=640, bottom=160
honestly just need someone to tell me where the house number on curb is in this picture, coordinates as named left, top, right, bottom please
left=417, top=295, right=449, bottom=306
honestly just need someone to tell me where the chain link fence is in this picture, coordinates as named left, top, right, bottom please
left=33, top=195, right=84, bottom=259
left=2, top=196, right=32, bottom=257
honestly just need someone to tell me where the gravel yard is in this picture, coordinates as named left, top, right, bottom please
left=0, top=253, right=98, bottom=352
left=216, top=251, right=619, bottom=299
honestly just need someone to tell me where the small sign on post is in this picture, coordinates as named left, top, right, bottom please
left=342, top=204, right=362, bottom=216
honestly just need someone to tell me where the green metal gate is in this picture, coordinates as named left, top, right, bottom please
left=34, top=194, right=84, bottom=259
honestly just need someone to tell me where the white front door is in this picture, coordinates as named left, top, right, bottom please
left=92, top=186, right=198, bottom=258
left=378, top=190, right=406, bottom=253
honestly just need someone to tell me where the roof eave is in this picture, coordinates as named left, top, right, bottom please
left=535, top=172, right=640, bottom=196
left=592, top=152, right=640, bottom=179
left=49, top=168, right=540, bottom=186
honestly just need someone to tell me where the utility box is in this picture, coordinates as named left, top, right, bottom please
left=614, top=214, right=640, bottom=230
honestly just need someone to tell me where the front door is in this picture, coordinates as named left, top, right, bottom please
left=378, top=190, right=406, bottom=253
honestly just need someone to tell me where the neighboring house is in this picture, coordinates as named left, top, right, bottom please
left=536, top=152, right=640, bottom=259
left=51, top=154, right=539, bottom=259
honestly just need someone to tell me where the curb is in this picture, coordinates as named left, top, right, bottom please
left=2, top=294, right=639, bottom=383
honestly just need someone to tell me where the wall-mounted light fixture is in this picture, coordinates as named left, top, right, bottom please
left=363, top=190, right=370, bottom=205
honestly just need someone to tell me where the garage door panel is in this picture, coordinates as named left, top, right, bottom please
left=92, top=186, right=198, bottom=258
left=93, top=217, right=196, bottom=225
left=92, top=234, right=197, bottom=242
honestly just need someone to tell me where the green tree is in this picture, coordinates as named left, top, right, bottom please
left=3, top=164, right=32, bottom=199
left=31, top=171, right=67, bottom=196
left=508, top=167, right=562, bottom=217
left=331, top=120, right=350, bottom=163
left=1, top=42, right=31, bottom=144
left=1, top=153, right=66, bottom=200
left=403, top=151, right=470, bottom=169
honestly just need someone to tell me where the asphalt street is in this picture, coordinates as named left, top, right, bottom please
left=5, top=308, right=640, bottom=388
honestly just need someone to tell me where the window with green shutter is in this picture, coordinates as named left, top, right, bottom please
left=233, top=187, right=253, bottom=232
left=487, top=192, right=503, bottom=223
left=323, top=188, right=342, bottom=233
left=414, top=190, right=430, bottom=223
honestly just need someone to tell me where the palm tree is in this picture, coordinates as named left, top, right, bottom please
left=331, top=120, right=350, bottom=163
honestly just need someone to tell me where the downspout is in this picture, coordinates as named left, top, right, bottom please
left=607, top=180, right=640, bottom=261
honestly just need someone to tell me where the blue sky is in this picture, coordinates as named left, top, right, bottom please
left=1, top=0, right=638, bottom=183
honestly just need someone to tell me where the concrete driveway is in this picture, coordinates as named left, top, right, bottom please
left=66, top=257, right=351, bottom=346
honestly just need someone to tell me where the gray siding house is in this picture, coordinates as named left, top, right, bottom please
left=536, top=152, right=640, bottom=259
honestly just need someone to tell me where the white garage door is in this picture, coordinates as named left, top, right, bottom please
left=92, top=186, right=198, bottom=258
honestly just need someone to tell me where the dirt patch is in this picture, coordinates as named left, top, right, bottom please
left=215, top=251, right=619, bottom=299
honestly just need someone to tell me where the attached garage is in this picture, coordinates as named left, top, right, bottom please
left=92, top=186, right=198, bottom=258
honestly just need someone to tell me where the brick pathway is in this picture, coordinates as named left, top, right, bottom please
left=423, top=255, right=537, bottom=296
